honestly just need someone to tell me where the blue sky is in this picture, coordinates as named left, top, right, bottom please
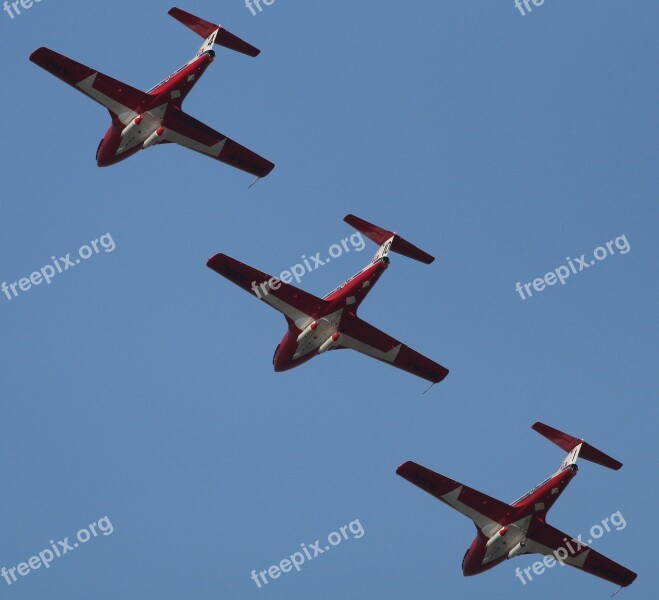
left=1, top=0, right=657, bottom=598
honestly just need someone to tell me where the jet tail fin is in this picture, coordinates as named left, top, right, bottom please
left=532, top=422, right=623, bottom=471
left=344, top=214, right=435, bottom=264
left=168, top=7, right=261, bottom=57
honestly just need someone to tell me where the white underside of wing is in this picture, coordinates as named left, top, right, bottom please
left=340, top=334, right=402, bottom=363
left=76, top=73, right=137, bottom=125
left=525, top=538, right=591, bottom=567
left=441, top=486, right=502, bottom=534
left=258, top=285, right=312, bottom=328
left=165, top=127, right=227, bottom=157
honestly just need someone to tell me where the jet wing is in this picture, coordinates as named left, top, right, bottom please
left=338, top=317, right=448, bottom=383
left=207, top=253, right=329, bottom=327
left=166, top=110, right=274, bottom=177
left=29, top=47, right=149, bottom=121
left=525, top=520, right=637, bottom=587
left=396, top=461, right=516, bottom=532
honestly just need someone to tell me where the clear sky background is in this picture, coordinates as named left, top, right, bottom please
left=1, top=1, right=657, bottom=598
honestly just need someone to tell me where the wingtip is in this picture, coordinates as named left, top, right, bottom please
left=206, top=253, right=226, bottom=268
left=262, top=160, right=275, bottom=176
left=167, top=7, right=187, bottom=19
left=29, top=47, right=47, bottom=62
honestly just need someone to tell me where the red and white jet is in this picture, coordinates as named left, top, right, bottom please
left=206, top=215, right=449, bottom=384
left=29, top=7, right=274, bottom=177
left=397, top=422, right=636, bottom=587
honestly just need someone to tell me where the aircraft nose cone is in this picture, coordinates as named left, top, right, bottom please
left=462, top=560, right=478, bottom=577
left=272, top=331, right=300, bottom=372
left=96, top=139, right=107, bottom=166
left=273, top=348, right=291, bottom=372
left=96, top=138, right=116, bottom=167
left=96, top=123, right=129, bottom=167
left=273, top=344, right=283, bottom=371
left=462, top=550, right=474, bottom=576
left=461, top=540, right=487, bottom=577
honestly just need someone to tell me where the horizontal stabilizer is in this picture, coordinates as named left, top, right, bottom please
left=344, top=214, right=435, bottom=264
left=168, top=7, right=260, bottom=56
left=532, top=422, right=622, bottom=470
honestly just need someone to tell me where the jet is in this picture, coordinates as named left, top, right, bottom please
left=206, top=214, right=449, bottom=384
left=397, top=422, right=636, bottom=587
left=29, top=7, right=274, bottom=177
